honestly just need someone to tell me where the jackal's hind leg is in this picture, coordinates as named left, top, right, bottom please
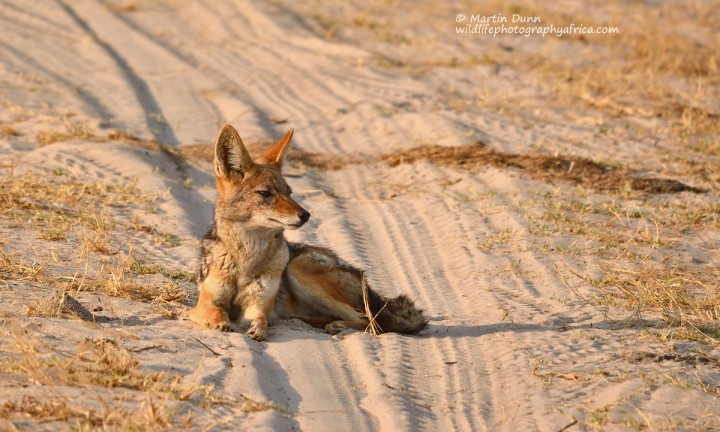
left=285, top=315, right=369, bottom=334
left=325, top=319, right=371, bottom=335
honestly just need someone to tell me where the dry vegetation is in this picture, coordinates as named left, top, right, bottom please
left=274, top=0, right=720, bottom=351
left=0, top=319, right=276, bottom=430
left=0, top=171, right=193, bottom=313
left=35, top=115, right=97, bottom=146
left=0, top=167, right=216, bottom=429
left=287, top=0, right=719, bottom=184
left=525, top=189, right=720, bottom=345
left=381, top=141, right=703, bottom=194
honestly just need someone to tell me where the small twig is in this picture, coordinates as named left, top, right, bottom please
left=557, top=419, right=578, bottom=432
left=129, top=344, right=167, bottom=353
left=190, top=336, right=220, bottom=356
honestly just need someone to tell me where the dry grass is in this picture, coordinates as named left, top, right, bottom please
left=109, top=1, right=139, bottom=13
left=0, top=319, right=283, bottom=429
left=0, top=395, right=176, bottom=431
left=1, top=124, right=20, bottom=137
left=492, top=2, right=718, bottom=140
left=24, top=290, right=96, bottom=321
left=1, top=325, right=159, bottom=391
left=479, top=228, right=515, bottom=251
left=181, top=137, right=704, bottom=196
left=382, top=141, right=702, bottom=194
left=96, top=248, right=191, bottom=304
left=361, top=274, right=387, bottom=336
left=536, top=189, right=720, bottom=344
left=0, top=322, right=213, bottom=430
left=1, top=240, right=191, bottom=315
left=131, top=261, right=196, bottom=282
left=0, top=171, right=155, bottom=238
left=0, top=170, right=192, bottom=313
left=287, top=0, right=719, bottom=186
left=0, top=169, right=174, bottom=248
left=36, top=117, right=96, bottom=145
left=590, top=263, right=720, bottom=342
left=0, top=396, right=81, bottom=424
left=526, top=2, right=717, bottom=150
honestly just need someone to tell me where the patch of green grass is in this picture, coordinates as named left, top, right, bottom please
left=479, top=228, right=514, bottom=250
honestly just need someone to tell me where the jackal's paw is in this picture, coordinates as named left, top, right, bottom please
left=215, top=321, right=233, bottom=332
left=189, top=306, right=231, bottom=332
left=246, top=322, right=268, bottom=341
left=325, top=321, right=349, bottom=335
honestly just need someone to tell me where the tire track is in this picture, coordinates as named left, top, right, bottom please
left=56, top=0, right=178, bottom=145
left=0, top=1, right=74, bottom=34
left=186, top=1, right=421, bottom=155
left=324, top=163, right=492, bottom=431
left=0, top=39, right=116, bottom=126
left=351, top=161, right=572, bottom=430
left=421, top=168, right=595, bottom=430
left=379, top=198, right=489, bottom=430
left=0, top=10, right=75, bottom=42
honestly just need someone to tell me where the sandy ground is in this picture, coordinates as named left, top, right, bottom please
left=1, top=0, right=719, bottom=431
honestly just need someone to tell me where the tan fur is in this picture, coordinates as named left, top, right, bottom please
left=189, top=125, right=427, bottom=340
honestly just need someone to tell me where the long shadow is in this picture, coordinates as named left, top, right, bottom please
left=421, top=319, right=664, bottom=339
left=56, top=0, right=177, bottom=145
left=53, top=0, right=222, bottom=236
left=194, top=333, right=302, bottom=431
left=0, top=40, right=114, bottom=127
left=248, top=341, right=302, bottom=431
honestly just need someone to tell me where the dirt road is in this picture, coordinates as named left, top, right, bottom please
left=1, top=1, right=718, bottom=430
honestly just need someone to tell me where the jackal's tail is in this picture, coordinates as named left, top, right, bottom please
left=365, top=287, right=428, bottom=334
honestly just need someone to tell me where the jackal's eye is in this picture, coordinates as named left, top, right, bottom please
left=256, top=190, right=272, bottom=198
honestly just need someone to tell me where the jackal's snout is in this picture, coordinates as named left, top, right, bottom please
left=284, top=206, right=310, bottom=229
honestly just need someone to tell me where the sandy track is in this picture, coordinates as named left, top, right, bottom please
left=1, top=1, right=719, bottom=431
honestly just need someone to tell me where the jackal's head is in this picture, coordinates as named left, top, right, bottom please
left=212, top=124, right=310, bottom=230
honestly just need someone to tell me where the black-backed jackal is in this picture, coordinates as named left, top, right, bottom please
left=189, top=125, right=427, bottom=340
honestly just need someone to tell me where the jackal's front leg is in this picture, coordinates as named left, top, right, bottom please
left=243, top=304, right=271, bottom=341
left=241, top=277, right=281, bottom=341
left=189, top=274, right=233, bottom=332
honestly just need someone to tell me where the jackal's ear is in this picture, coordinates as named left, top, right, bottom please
left=214, top=124, right=254, bottom=179
left=261, top=128, right=294, bottom=167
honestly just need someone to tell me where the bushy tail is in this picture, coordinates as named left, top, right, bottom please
left=365, top=287, right=428, bottom=334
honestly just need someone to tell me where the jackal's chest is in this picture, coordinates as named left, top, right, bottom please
left=200, top=231, right=289, bottom=307
left=232, top=241, right=288, bottom=309
left=240, top=238, right=289, bottom=280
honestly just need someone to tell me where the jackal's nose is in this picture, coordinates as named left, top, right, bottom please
left=298, top=210, right=311, bottom=223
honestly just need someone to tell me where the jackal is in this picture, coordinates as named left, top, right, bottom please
left=189, top=125, right=427, bottom=340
